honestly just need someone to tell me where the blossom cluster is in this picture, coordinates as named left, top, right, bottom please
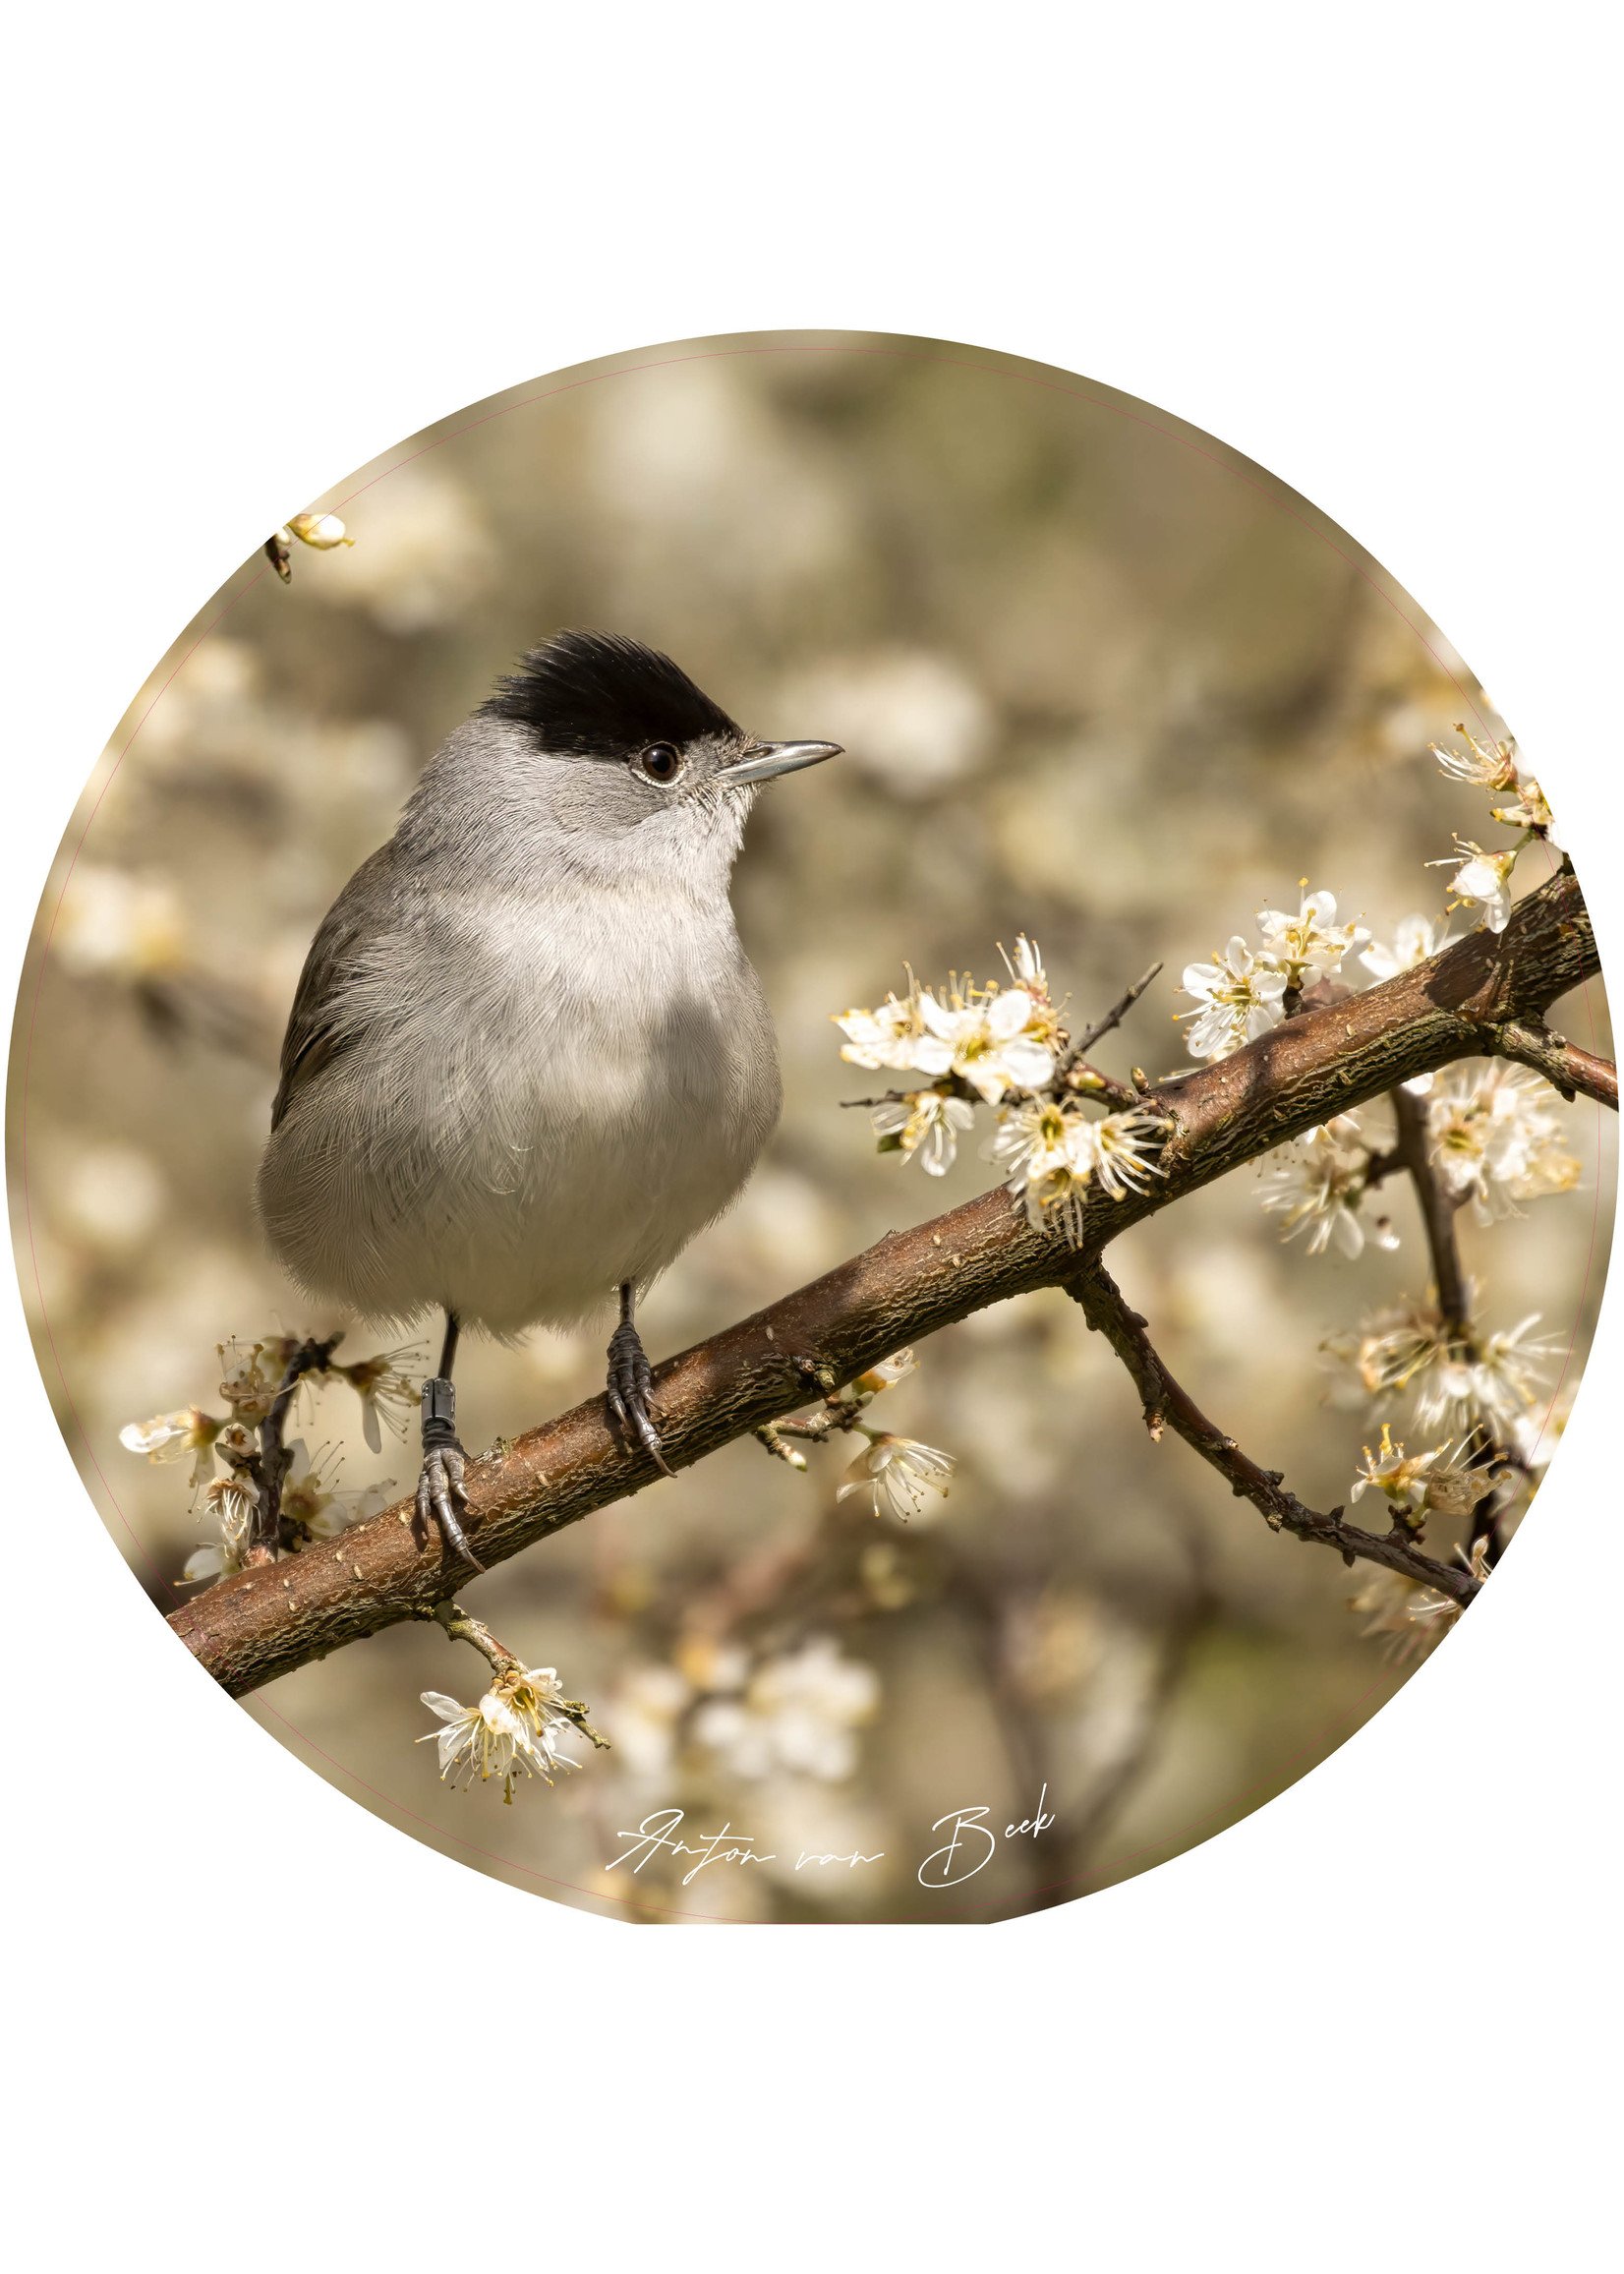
left=418, top=1662, right=581, bottom=1804
left=1427, top=727, right=1560, bottom=932
left=760, top=1346, right=959, bottom=1526
left=1253, top=1052, right=1580, bottom=1266
left=119, top=1330, right=422, bottom=1583
left=830, top=793, right=1581, bottom=1678
left=1179, top=888, right=1368, bottom=1062
left=1425, top=1062, right=1581, bottom=1222
left=835, top=934, right=1167, bottom=1241
left=1323, top=1298, right=1557, bottom=1442
left=836, top=936, right=1059, bottom=1104
left=1349, top=1422, right=1497, bottom=1525
left=691, top=1637, right=882, bottom=1783
left=1257, top=1113, right=1399, bottom=1261
left=607, top=1633, right=882, bottom=1787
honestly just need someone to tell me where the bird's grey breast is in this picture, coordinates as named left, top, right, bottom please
left=459, top=869, right=781, bottom=1151
left=260, top=859, right=782, bottom=1328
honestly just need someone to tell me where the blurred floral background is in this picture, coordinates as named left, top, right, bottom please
left=10, top=332, right=1614, bottom=1921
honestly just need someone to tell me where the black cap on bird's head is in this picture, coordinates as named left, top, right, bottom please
left=482, top=629, right=841, bottom=793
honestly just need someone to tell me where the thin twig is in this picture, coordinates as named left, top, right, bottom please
left=1360, top=1145, right=1403, bottom=1191
left=1385, top=1083, right=1513, bottom=1560
left=1389, top=1087, right=1472, bottom=1339
left=1070, top=962, right=1165, bottom=1057
left=430, top=1599, right=518, bottom=1675
left=1058, top=1060, right=1145, bottom=1111
left=840, top=1071, right=1142, bottom=1114
left=1066, top=1256, right=1481, bottom=1606
left=252, top=1335, right=341, bottom=1560
left=1049, top=961, right=1166, bottom=1106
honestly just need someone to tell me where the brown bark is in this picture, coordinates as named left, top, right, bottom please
left=1487, top=1020, right=1618, bottom=1110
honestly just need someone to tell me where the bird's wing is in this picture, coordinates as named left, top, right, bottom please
left=270, top=845, right=398, bottom=1132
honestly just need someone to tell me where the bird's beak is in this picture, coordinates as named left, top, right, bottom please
left=715, top=738, right=842, bottom=787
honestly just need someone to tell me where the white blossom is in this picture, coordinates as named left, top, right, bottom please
left=215, top=1336, right=295, bottom=1427
left=1348, top=1565, right=1467, bottom=1664
left=1178, top=938, right=1289, bottom=1060
left=181, top=1535, right=246, bottom=1587
left=1257, top=1117, right=1397, bottom=1259
left=1491, top=787, right=1555, bottom=850
left=1254, top=888, right=1368, bottom=988
left=1429, top=839, right=1518, bottom=932
left=418, top=1664, right=578, bottom=1802
left=1426, top=1063, right=1580, bottom=1223
left=284, top=510, right=354, bottom=552
left=1492, top=775, right=1560, bottom=847
left=691, top=1637, right=879, bottom=1782
left=1323, top=1298, right=1555, bottom=1439
left=338, top=1345, right=424, bottom=1452
left=870, top=1087, right=976, bottom=1175
left=1430, top=731, right=1518, bottom=792
left=838, top=1432, right=957, bottom=1523
left=834, top=991, right=927, bottom=1072
left=988, top=1097, right=1164, bottom=1239
left=1086, top=1105, right=1170, bottom=1200
left=1468, top=1316, right=1560, bottom=1436
left=910, top=982, right=1056, bottom=1103
left=1350, top=1423, right=1455, bottom=1516
left=1507, top=1380, right=1575, bottom=1473
left=851, top=1349, right=919, bottom=1395
left=603, top=1662, right=692, bottom=1782
left=1429, top=726, right=1560, bottom=854
left=1003, top=933, right=1048, bottom=992
left=986, top=1095, right=1079, bottom=1193
left=279, top=1439, right=391, bottom=1542
left=987, top=1098, right=1092, bottom=1241
left=53, top=864, right=187, bottom=981
left=120, top=1405, right=222, bottom=1488
left=183, top=1443, right=259, bottom=1585
left=1360, top=913, right=1453, bottom=982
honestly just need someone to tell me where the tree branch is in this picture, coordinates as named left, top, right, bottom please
left=168, top=866, right=1595, bottom=1696
left=1065, top=1256, right=1479, bottom=1605
left=1485, top=1020, right=1617, bottom=1111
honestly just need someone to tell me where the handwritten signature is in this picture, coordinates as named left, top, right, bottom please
left=607, top=1808, right=882, bottom=1887
left=606, top=1785, right=1054, bottom=1892
left=917, top=1784, right=1056, bottom=1888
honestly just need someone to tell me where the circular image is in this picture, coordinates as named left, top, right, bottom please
left=11, top=331, right=1611, bottom=1922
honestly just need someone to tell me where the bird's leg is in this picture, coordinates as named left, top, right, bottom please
left=416, top=1310, right=483, bottom=1570
left=606, top=1281, right=673, bottom=1477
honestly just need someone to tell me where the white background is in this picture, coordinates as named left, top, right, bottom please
left=4, top=6, right=1616, bottom=2264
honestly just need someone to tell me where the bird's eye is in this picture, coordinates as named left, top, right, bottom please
left=636, top=742, right=681, bottom=785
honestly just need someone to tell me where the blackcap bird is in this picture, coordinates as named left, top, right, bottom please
left=257, top=630, right=841, bottom=1566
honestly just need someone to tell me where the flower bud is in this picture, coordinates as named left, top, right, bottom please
left=286, top=510, right=353, bottom=550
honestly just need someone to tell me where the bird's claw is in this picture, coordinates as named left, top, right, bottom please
left=607, top=1317, right=674, bottom=1477
left=416, top=1442, right=483, bottom=1570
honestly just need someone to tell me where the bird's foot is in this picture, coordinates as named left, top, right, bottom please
left=417, top=1376, right=484, bottom=1570
left=606, top=1317, right=673, bottom=1476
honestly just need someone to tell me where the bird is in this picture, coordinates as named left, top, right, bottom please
left=257, top=629, right=841, bottom=1567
